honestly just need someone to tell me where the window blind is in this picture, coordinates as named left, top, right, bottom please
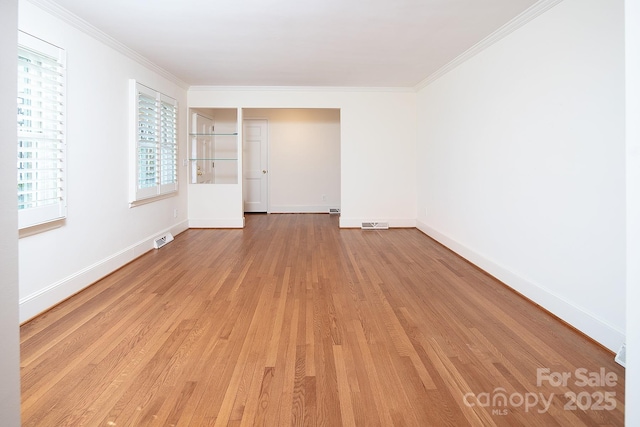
left=17, top=32, right=66, bottom=229
left=159, top=98, right=178, bottom=190
left=131, top=81, right=178, bottom=202
left=137, top=91, right=158, bottom=192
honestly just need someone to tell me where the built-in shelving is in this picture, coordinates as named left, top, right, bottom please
left=187, top=107, right=244, bottom=229
left=189, top=123, right=238, bottom=184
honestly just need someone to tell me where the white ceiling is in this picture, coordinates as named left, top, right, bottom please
left=44, top=0, right=539, bottom=87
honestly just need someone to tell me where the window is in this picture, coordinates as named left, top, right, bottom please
left=130, top=80, right=178, bottom=203
left=17, top=32, right=66, bottom=229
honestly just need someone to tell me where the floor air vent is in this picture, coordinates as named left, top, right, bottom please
left=329, top=208, right=340, bottom=215
left=154, top=232, right=174, bottom=249
left=361, top=222, right=389, bottom=230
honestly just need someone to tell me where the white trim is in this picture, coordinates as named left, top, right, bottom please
left=19, top=220, right=189, bottom=323
left=128, top=192, right=177, bottom=208
left=17, top=31, right=67, bottom=229
left=416, top=220, right=624, bottom=352
left=18, top=205, right=65, bottom=230
left=270, top=205, right=335, bottom=214
left=414, top=0, right=565, bottom=90
left=18, top=29, right=62, bottom=55
left=188, top=218, right=245, bottom=228
left=24, top=0, right=189, bottom=89
left=129, top=79, right=179, bottom=204
left=24, top=0, right=562, bottom=93
left=339, top=217, right=416, bottom=228
left=189, top=85, right=416, bottom=93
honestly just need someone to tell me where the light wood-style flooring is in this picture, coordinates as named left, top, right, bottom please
left=21, top=213, right=625, bottom=426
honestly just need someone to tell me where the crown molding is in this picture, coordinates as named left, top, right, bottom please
left=414, top=0, right=564, bottom=91
left=188, top=85, right=416, bottom=93
left=24, top=0, right=190, bottom=89
left=25, top=0, right=563, bottom=93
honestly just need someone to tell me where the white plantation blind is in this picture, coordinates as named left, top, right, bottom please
left=137, top=90, right=158, bottom=192
left=159, top=99, right=178, bottom=189
left=17, top=32, right=66, bottom=229
left=131, top=81, right=178, bottom=202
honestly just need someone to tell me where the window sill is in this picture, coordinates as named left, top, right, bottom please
left=19, top=218, right=65, bottom=238
left=129, top=191, right=177, bottom=208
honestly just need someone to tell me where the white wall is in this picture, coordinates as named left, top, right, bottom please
left=189, top=88, right=417, bottom=228
left=18, top=1, right=189, bottom=322
left=244, top=108, right=341, bottom=213
left=0, top=0, right=22, bottom=424
left=626, top=0, right=640, bottom=423
left=416, top=0, right=625, bottom=351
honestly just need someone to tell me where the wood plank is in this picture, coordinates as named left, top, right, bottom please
left=21, top=213, right=625, bottom=426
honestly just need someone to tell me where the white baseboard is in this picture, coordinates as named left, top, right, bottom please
left=19, top=220, right=189, bottom=323
left=416, top=220, right=624, bottom=352
left=269, top=205, right=334, bottom=213
left=339, top=217, right=417, bottom=228
left=188, top=218, right=244, bottom=228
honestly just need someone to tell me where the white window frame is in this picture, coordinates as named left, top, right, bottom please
left=129, top=80, right=178, bottom=205
left=17, top=31, right=66, bottom=230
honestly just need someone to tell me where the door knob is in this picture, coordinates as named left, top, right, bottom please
left=262, top=170, right=267, bottom=174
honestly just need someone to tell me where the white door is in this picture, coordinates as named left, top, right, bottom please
left=243, top=119, right=268, bottom=212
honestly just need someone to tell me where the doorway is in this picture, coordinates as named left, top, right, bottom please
left=243, top=108, right=341, bottom=215
left=243, top=119, right=269, bottom=212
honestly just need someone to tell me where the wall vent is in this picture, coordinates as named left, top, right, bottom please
left=154, top=232, right=174, bottom=249
left=361, top=222, right=389, bottom=230
left=329, top=208, right=340, bottom=215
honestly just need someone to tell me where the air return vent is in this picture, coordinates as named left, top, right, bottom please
left=153, top=232, right=174, bottom=249
left=329, top=208, right=340, bottom=215
left=361, top=222, right=389, bottom=230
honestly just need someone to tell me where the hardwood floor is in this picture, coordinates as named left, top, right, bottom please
left=21, top=213, right=624, bottom=426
